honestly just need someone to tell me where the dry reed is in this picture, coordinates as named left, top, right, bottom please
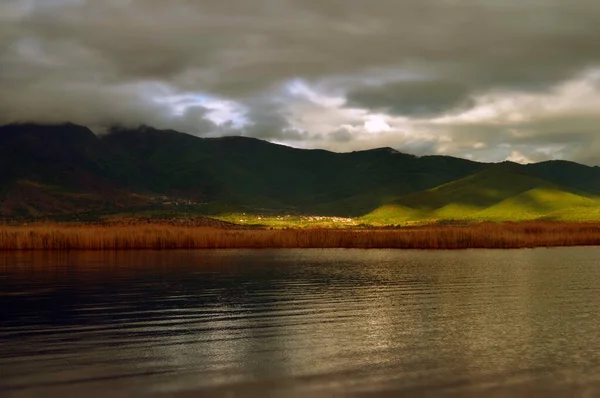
left=1, top=222, right=600, bottom=250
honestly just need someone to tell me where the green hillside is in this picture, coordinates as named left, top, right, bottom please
left=363, top=171, right=600, bottom=224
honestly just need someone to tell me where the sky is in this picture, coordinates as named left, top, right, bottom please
left=1, top=0, right=600, bottom=164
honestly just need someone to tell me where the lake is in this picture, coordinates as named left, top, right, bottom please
left=1, top=248, right=600, bottom=397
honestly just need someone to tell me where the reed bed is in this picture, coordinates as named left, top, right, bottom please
left=2, top=222, right=600, bottom=250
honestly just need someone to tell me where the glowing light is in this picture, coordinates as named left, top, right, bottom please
left=364, top=117, right=391, bottom=133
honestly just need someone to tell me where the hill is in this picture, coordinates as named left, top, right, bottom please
left=364, top=171, right=600, bottom=224
left=1, top=123, right=600, bottom=223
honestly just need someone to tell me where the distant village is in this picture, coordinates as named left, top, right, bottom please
left=234, top=214, right=356, bottom=225
left=154, top=196, right=207, bottom=207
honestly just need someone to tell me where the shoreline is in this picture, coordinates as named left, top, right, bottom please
left=2, top=221, right=600, bottom=250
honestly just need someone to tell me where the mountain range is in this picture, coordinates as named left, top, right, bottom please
left=2, top=123, right=600, bottom=223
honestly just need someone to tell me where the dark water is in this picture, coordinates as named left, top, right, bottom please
left=1, top=249, right=600, bottom=397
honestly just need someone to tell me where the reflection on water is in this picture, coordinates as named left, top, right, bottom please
left=1, top=248, right=600, bottom=397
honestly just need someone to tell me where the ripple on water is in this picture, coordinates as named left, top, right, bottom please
left=1, top=248, right=600, bottom=397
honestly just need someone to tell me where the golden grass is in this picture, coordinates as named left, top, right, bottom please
left=2, top=221, right=600, bottom=250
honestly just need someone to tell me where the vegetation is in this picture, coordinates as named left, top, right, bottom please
left=3, top=123, right=600, bottom=224
left=363, top=171, right=600, bottom=225
left=2, top=222, right=600, bottom=250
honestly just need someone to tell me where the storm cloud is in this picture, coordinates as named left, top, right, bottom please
left=346, top=80, right=474, bottom=117
left=1, top=0, right=600, bottom=163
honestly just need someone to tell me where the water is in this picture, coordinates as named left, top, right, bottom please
left=1, top=248, right=600, bottom=397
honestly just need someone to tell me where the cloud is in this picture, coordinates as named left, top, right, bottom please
left=329, top=128, right=353, bottom=143
left=1, top=0, right=600, bottom=164
left=0, top=78, right=217, bottom=134
left=346, top=80, right=474, bottom=117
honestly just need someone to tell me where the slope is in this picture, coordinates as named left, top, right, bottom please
left=363, top=170, right=600, bottom=224
left=0, top=124, right=149, bottom=217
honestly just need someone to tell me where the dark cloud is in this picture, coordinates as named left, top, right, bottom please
left=346, top=80, right=474, bottom=117
left=0, top=78, right=216, bottom=134
left=1, top=0, right=600, bottom=163
left=6, top=1, right=600, bottom=95
left=329, top=128, right=353, bottom=143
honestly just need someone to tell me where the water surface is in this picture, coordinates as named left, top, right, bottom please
left=1, top=248, right=600, bottom=397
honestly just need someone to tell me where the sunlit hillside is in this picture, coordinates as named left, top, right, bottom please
left=363, top=171, right=600, bottom=224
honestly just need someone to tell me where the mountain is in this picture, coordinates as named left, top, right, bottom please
left=99, top=126, right=486, bottom=214
left=0, top=124, right=147, bottom=217
left=1, top=123, right=600, bottom=222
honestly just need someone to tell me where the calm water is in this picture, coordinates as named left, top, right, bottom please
left=1, top=248, right=600, bottom=397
